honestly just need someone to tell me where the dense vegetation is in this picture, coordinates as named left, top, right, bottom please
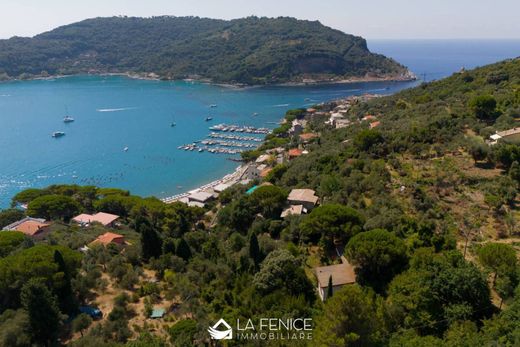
left=0, top=16, right=409, bottom=84
left=1, top=58, right=520, bottom=346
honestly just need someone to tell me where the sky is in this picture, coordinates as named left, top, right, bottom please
left=0, top=0, right=519, bottom=40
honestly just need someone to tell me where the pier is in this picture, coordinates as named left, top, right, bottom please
left=209, top=123, right=271, bottom=134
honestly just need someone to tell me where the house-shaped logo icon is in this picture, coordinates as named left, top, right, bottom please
left=208, top=318, right=233, bottom=340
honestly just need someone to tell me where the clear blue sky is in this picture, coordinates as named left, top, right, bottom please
left=1, top=0, right=519, bottom=40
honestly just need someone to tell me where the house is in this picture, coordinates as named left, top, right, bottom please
left=327, top=112, right=344, bottom=126
left=90, top=232, right=125, bottom=247
left=489, top=128, right=520, bottom=145
left=362, top=114, right=377, bottom=122
left=72, top=212, right=120, bottom=227
left=299, top=132, right=319, bottom=143
left=3, top=217, right=50, bottom=239
left=369, top=121, right=381, bottom=129
left=255, top=154, right=273, bottom=164
left=188, top=191, right=214, bottom=204
left=289, top=119, right=307, bottom=136
left=213, top=183, right=232, bottom=193
left=259, top=167, right=273, bottom=178
left=315, top=261, right=356, bottom=301
left=335, top=119, right=351, bottom=129
left=287, top=189, right=319, bottom=211
left=287, top=148, right=303, bottom=160
left=280, top=205, right=304, bottom=218
left=242, top=165, right=261, bottom=180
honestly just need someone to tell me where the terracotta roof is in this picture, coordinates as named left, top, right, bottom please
left=14, top=220, right=50, bottom=236
left=369, top=121, right=381, bottom=129
left=299, top=133, right=319, bottom=141
left=315, top=262, right=356, bottom=288
left=288, top=148, right=303, bottom=157
left=3, top=217, right=50, bottom=237
left=363, top=115, right=377, bottom=121
left=73, top=212, right=119, bottom=226
left=288, top=189, right=319, bottom=205
left=260, top=168, right=273, bottom=178
left=91, top=232, right=125, bottom=246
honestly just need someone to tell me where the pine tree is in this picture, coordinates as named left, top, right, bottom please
left=21, top=278, right=61, bottom=346
left=138, top=218, right=163, bottom=260
left=176, top=238, right=192, bottom=261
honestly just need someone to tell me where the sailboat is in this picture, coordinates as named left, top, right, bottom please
left=170, top=114, right=177, bottom=127
left=63, top=106, right=74, bottom=123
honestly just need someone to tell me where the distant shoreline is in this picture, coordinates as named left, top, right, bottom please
left=0, top=71, right=417, bottom=88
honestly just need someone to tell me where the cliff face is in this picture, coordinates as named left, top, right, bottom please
left=0, top=16, right=411, bottom=84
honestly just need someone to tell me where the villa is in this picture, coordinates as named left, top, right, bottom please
left=90, top=232, right=125, bottom=247
left=3, top=217, right=51, bottom=239
left=287, top=189, right=319, bottom=211
left=315, top=261, right=356, bottom=301
left=73, top=212, right=120, bottom=227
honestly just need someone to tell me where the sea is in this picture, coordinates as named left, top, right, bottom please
left=0, top=40, right=519, bottom=208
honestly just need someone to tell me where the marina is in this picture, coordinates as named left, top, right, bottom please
left=209, top=123, right=271, bottom=134
left=208, top=132, right=264, bottom=142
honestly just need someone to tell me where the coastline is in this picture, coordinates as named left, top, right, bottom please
left=160, top=163, right=251, bottom=204
left=0, top=71, right=417, bottom=88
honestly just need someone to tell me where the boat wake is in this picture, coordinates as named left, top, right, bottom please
left=272, top=103, right=290, bottom=107
left=96, top=107, right=136, bottom=112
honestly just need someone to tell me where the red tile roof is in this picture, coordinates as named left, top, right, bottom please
left=288, top=148, right=303, bottom=157
left=14, top=220, right=50, bottom=236
left=90, top=232, right=125, bottom=246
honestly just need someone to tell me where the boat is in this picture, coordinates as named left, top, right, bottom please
left=198, top=148, right=204, bottom=152
left=205, top=116, right=213, bottom=121
left=171, top=122, right=176, bottom=127
left=63, top=115, right=75, bottom=123
left=210, top=104, right=217, bottom=108
left=252, top=112, right=259, bottom=117
left=123, top=146, right=129, bottom=152
left=52, top=131, right=65, bottom=138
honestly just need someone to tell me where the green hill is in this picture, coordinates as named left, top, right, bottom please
left=0, top=16, right=411, bottom=84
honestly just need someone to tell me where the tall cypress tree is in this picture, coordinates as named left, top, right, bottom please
left=53, top=250, right=75, bottom=313
left=21, top=278, right=61, bottom=346
left=249, top=232, right=262, bottom=269
left=327, top=275, right=334, bottom=299
left=140, top=223, right=163, bottom=260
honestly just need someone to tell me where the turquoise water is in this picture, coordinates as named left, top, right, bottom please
left=0, top=76, right=417, bottom=207
left=1, top=39, right=519, bottom=208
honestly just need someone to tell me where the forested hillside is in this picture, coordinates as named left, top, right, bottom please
left=1, top=59, right=520, bottom=346
left=0, top=16, right=410, bottom=84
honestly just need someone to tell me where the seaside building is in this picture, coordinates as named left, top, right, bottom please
left=287, top=189, right=319, bottom=211
left=3, top=217, right=51, bottom=239
left=315, top=261, right=357, bottom=301
left=255, top=154, right=273, bottom=164
left=335, top=119, right=351, bottom=129
left=72, top=212, right=120, bottom=227
left=213, top=183, right=232, bottom=193
left=188, top=191, right=215, bottom=205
